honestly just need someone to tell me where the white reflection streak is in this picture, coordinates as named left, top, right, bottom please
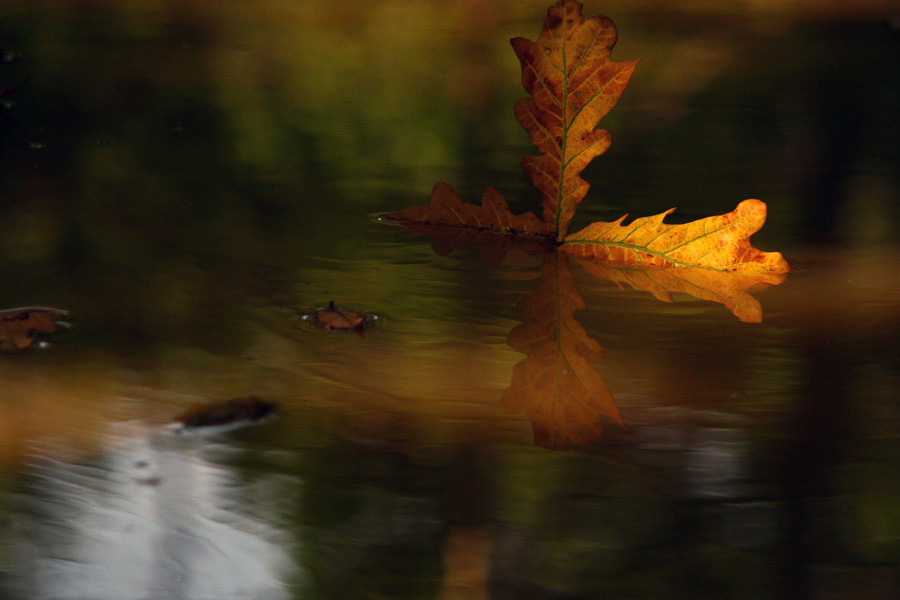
left=20, top=423, right=298, bottom=600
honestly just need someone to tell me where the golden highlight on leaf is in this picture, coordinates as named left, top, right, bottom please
left=388, top=182, right=552, bottom=238
left=389, top=1, right=789, bottom=294
left=572, top=258, right=788, bottom=323
left=512, top=0, right=638, bottom=240
left=561, top=199, right=791, bottom=272
left=501, top=252, right=620, bottom=449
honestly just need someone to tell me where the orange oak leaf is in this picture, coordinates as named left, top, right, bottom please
left=501, top=252, right=621, bottom=449
left=513, top=0, right=638, bottom=240
left=388, top=182, right=552, bottom=238
left=387, top=2, right=789, bottom=275
left=561, top=199, right=791, bottom=273
left=571, top=257, right=787, bottom=323
left=0, top=306, right=71, bottom=351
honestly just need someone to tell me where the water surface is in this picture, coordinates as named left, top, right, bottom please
left=1, top=1, right=899, bottom=598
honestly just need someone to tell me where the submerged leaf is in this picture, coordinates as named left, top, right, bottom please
left=389, top=1, right=637, bottom=243
left=388, top=182, right=551, bottom=238
left=398, top=222, right=552, bottom=265
left=562, top=199, right=791, bottom=272
left=513, top=0, right=638, bottom=239
left=501, top=252, right=620, bottom=449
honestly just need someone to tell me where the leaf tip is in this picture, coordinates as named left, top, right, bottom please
left=762, top=251, right=792, bottom=274
left=737, top=197, right=767, bottom=213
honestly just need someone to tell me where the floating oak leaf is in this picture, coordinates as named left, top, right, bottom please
left=561, top=199, right=790, bottom=272
left=0, top=306, right=71, bottom=351
left=572, top=257, right=787, bottom=323
left=388, top=1, right=636, bottom=244
left=501, top=252, right=620, bottom=449
left=513, top=0, right=638, bottom=239
left=389, top=2, right=788, bottom=273
left=388, top=182, right=551, bottom=239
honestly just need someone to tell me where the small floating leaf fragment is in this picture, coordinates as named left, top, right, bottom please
left=300, top=301, right=380, bottom=333
left=0, top=306, right=72, bottom=351
left=168, top=396, right=278, bottom=435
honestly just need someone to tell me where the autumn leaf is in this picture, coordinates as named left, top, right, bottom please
left=501, top=252, right=620, bottom=449
left=572, top=257, right=787, bottom=323
left=0, top=306, right=71, bottom=351
left=391, top=185, right=553, bottom=264
left=300, top=301, right=378, bottom=333
left=512, top=0, right=638, bottom=240
left=389, top=1, right=636, bottom=242
left=388, top=1, right=790, bottom=273
left=561, top=199, right=790, bottom=272
left=388, top=182, right=551, bottom=239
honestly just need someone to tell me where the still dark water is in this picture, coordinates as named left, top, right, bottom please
left=2, top=1, right=900, bottom=598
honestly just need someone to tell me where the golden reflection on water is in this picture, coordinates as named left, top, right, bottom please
left=2, top=244, right=897, bottom=463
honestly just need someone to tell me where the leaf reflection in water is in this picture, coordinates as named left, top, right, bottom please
left=572, top=257, right=787, bottom=324
left=8, top=423, right=299, bottom=600
left=501, top=251, right=786, bottom=448
left=386, top=215, right=786, bottom=448
left=502, top=252, right=620, bottom=449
